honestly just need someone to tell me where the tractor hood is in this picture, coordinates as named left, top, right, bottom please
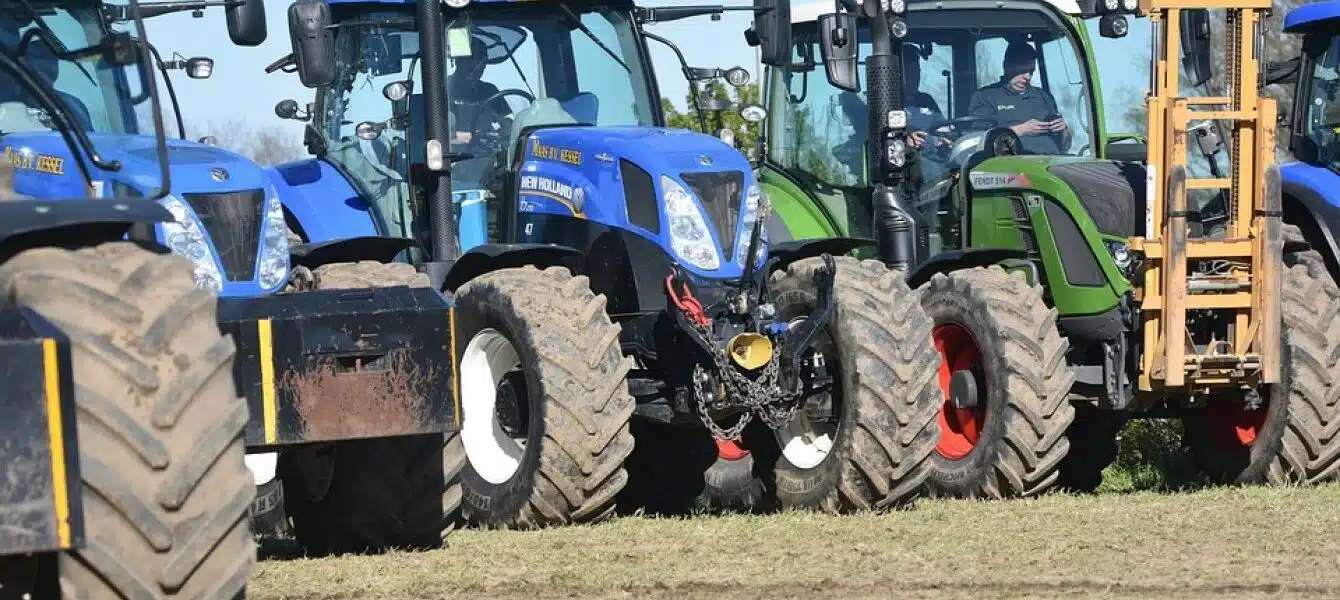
left=515, top=125, right=764, bottom=279
left=1, top=131, right=270, bottom=198
left=0, top=131, right=289, bottom=297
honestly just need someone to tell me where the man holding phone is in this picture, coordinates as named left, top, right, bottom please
left=967, top=41, right=1071, bottom=155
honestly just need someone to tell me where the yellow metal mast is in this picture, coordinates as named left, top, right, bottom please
left=1134, top=0, right=1282, bottom=396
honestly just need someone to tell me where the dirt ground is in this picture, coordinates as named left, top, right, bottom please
left=248, top=483, right=1340, bottom=600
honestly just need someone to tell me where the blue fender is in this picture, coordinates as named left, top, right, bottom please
left=1281, top=161, right=1340, bottom=275
left=265, top=159, right=379, bottom=243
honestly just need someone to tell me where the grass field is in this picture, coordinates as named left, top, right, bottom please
left=249, top=481, right=1340, bottom=600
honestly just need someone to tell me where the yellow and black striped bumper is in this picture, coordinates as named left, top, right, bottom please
left=0, top=308, right=82, bottom=556
left=216, top=286, right=460, bottom=448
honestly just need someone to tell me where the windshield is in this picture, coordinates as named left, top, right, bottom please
left=0, top=0, right=140, bottom=135
left=766, top=8, right=1097, bottom=241
left=317, top=4, right=655, bottom=244
left=1305, top=33, right=1340, bottom=169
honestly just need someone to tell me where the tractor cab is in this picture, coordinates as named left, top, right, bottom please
left=1282, top=5, right=1340, bottom=171
left=296, top=0, right=660, bottom=258
left=772, top=0, right=1119, bottom=255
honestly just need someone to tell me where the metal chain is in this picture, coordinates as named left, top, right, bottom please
left=683, top=315, right=806, bottom=440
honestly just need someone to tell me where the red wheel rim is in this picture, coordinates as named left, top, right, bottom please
left=716, top=439, right=749, bottom=461
left=933, top=323, right=985, bottom=460
left=1204, top=397, right=1268, bottom=447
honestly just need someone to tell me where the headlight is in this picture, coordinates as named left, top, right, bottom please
left=1105, top=240, right=1135, bottom=275
left=157, top=194, right=224, bottom=291
left=736, top=182, right=769, bottom=268
left=256, top=186, right=291, bottom=291
left=661, top=175, right=720, bottom=271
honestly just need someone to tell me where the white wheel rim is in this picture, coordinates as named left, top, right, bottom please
left=775, top=412, right=835, bottom=470
left=460, top=328, right=528, bottom=485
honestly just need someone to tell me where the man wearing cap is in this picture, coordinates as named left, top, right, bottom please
left=901, top=45, right=947, bottom=150
left=967, top=40, right=1070, bottom=154
left=448, top=33, right=514, bottom=145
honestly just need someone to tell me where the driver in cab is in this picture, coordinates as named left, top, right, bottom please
left=967, top=41, right=1070, bottom=154
left=447, top=34, right=514, bottom=146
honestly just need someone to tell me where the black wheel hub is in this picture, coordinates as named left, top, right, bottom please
left=949, top=368, right=980, bottom=410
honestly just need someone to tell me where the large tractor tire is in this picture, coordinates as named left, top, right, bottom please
left=917, top=266, right=1077, bottom=499
left=446, top=266, right=635, bottom=528
left=1182, top=257, right=1340, bottom=485
left=276, top=261, right=459, bottom=556
left=753, top=256, right=941, bottom=512
left=0, top=242, right=254, bottom=598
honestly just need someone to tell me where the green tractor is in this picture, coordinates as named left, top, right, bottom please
left=760, top=0, right=1340, bottom=497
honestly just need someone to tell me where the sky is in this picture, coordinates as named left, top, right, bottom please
left=135, top=0, right=764, bottom=139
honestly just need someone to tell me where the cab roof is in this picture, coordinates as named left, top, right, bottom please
left=1283, top=2, right=1340, bottom=34
left=789, top=0, right=1084, bottom=23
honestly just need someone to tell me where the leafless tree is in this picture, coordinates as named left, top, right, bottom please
left=190, top=117, right=308, bottom=166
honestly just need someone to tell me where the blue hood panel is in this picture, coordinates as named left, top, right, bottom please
left=2, top=131, right=270, bottom=197
left=512, top=126, right=759, bottom=280
left=1, top=131, right=281, bottom=297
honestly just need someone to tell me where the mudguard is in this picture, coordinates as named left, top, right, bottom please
left=440, top=243, right=584, bottom=294
left=0, top=198, right=171, bottom=262
left=290, top=236, right=422, bottom=270
left=1281, top=164, right=1340, bottom=271
left=265, top=159, right=379, bottom=243
left=905, top=247, right=1032, bottom=289
left=766, top=237, right=875, bottom=273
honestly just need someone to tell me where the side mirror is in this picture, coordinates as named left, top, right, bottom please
left=1105, top=140, right=1147, bottom=163
left=752, top=0, right=792, bottom=68
left=226, top=0, right=267, bottom=46
left=288, top=0, right=336, bottom=88
left=1181, top=8, right=1213, bottom=87
left=817, top=13, right=860, bottom=93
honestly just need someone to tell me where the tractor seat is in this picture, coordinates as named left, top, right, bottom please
left=558, top=92, right=599, bottom=125
left=507, top=97, right=580, bottom=166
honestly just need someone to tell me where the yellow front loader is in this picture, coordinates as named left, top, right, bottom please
left=1132, top=0, right=1340, bottom=484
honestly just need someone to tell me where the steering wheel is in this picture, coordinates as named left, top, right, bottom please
left=918, top=115, right=999, bottom=161
left=464, top=88, right=537, bottom=151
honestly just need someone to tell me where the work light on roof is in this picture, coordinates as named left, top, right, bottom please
left=445, top=0, right=471, bottom=8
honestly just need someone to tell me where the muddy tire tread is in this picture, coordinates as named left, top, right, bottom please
left=0, top=242, right=253, bottom=599
left=921, top=266, right=1077, bottom=499
left=768, top=256, right=941, bottom=511
left=449, top=266, right=635, bottom=528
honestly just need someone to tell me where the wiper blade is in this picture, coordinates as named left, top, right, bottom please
left=557, top=5, right=628, bottom=72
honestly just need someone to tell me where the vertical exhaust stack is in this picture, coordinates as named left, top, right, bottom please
left=418, top=0, right=459, bottom=287
left=862, top=0, right=926, bottom=271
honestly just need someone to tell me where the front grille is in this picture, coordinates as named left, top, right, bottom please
left=182, top=189, right=265, bottom=281
left=680, top=171, right=745, bottom=258
left=1047, top=162, right=1147, bottom=237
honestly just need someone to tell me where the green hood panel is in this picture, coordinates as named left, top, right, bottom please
left=969, top=156, right=1136, bottom=317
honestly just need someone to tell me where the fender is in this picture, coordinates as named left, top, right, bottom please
left=905, top=247, right=1032, bottom=289
left=765, top=237, right=875, bottom=274
left=441, top=243, right=585, bottom=294
left=290, top=236, right=423, bottom=270
left=0, top=198, right=172, bottom=262
left=1281, top=170, right=1340, bottom=274
left=265, top=159, right=379, bottom=244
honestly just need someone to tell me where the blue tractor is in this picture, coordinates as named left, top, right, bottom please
left=3, top=0, right=467, bottom=558
left=263, top=0, right=944, bottom=537
left=1276, top=3, right=1340, bottom=286
left=0, top=0, right=258, bottom=595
